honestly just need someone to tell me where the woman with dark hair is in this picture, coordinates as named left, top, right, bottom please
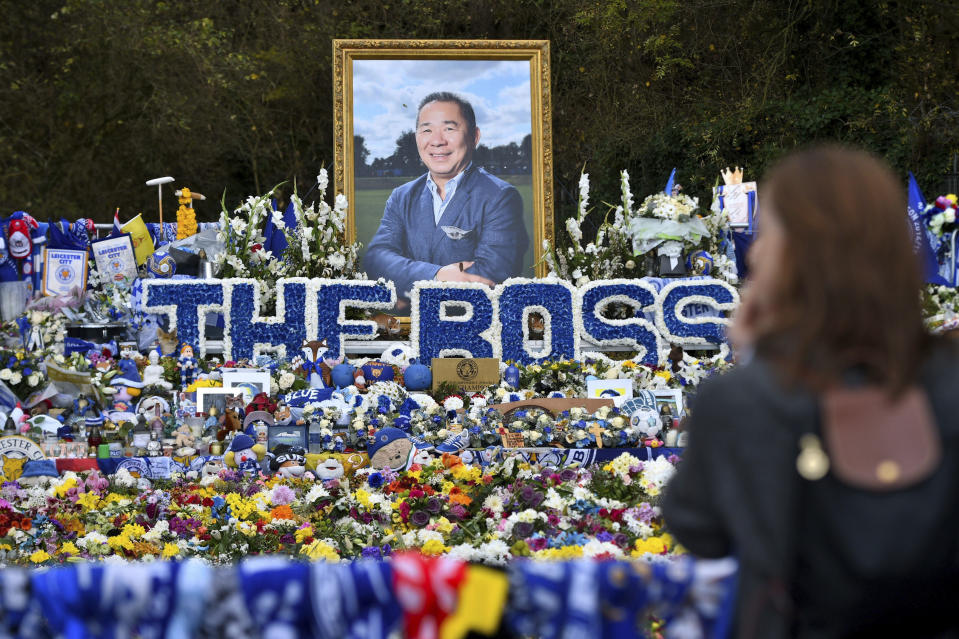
left=663, top=146, right=959, bottom=638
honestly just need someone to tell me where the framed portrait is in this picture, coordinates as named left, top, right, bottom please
left=222, top=369, right=272, bottom=404
left=334, top=39, right=554, bottom=312
left=652, top=389, right=684, bottom=419
left=195, top=388, right=244, bottom=417
left=586, top=379, right=634, bottom=408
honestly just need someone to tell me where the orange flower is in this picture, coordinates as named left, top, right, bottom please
left=449, top=492, right=472, bottom=507
left=19, top=519, right=30, bottom=531
left=271, top=505, right=295, bottom=521
left=441, top=453, right=463, bottom=469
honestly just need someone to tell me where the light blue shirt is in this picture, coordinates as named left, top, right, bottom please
left=425, top=163, right=472, bottom=225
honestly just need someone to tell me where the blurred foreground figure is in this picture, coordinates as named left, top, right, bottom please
left=664, top=147, right=959, bottom=638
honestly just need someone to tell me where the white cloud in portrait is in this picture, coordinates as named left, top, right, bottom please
left=353, top=59, right=532, bottom=161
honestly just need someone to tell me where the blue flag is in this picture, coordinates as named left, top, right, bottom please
left=907, top=172, right=948, bottom=285
left=664, top=168, right=676, bottom=195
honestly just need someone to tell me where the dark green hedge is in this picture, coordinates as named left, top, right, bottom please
left=1, top=0, right=956, bottom=231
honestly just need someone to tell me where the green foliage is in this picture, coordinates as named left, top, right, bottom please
left=0, top=0, right=956, bottom=233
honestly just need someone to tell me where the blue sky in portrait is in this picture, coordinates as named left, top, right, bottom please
left=353, top=59, right=532, bottom=161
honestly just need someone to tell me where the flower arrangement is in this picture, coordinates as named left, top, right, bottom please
left=0, top=451, right=680, bottom=566
left=926, top=193, right=958, bottom=237
left=543, top=171, right=638, bottom=284
left=275, top=170, right=364, bottom=280
left=175, top=188, right=198, bottom=240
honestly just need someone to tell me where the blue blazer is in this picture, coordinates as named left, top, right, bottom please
left=363, top=166, right=528, bottom=301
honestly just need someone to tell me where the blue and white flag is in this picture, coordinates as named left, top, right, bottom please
left=664, top=168, right=677, bottom=196
left=907, top=172, right=948, bottom=285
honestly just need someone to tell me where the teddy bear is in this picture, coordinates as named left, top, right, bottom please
left=367, top=427, right=414, bottom=472
left=269, top=444, right=308, bottom=479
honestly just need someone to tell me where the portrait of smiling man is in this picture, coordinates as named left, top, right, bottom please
left=363, top=91, right=529, bottom=308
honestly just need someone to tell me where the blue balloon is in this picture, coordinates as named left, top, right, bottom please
left=404, top=364, right=432, bottom=391
left=330, top=363, right=356, bottom=389
left=504, top=364, right=521, bottom=389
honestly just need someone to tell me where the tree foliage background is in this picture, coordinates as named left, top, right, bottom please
left=1, top=0, right=957, bottom=227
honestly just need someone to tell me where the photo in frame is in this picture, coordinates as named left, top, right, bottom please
left=586, top=379, right=634, bottom=408
left=652, top=389, right=685, bottom=422
left=91, top=234, right=138, bottom=287
left=195, top=388, right=245, bottom=417
left=41, top=249, right=88, bottom=297
left=222, top=369, right=272, bottom=404
left=333, top=39, right=554, bottom=312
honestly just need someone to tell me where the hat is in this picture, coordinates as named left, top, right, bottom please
left=229, top=433, right=255, bottom=453
left=110, top=359, right=144, bottom=388
left=269, top=444, right=306, bottom=473
left=367, top=427, right=409, bottom=459
left=243, top=410, right=274, bottom=430
left=85, top=412, right=105, bottom=427
left=20, top=459, right=58, bottom=479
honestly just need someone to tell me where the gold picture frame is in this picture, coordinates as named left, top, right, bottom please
left=333, top=39, right=554, bottom=311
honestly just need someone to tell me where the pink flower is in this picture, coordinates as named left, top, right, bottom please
left=270, top=485, right=295, bottom=506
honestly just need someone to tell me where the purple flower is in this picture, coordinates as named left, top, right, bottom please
left=448, top=504, right=467, bottom=521
left=559, top=469, right=578, bottom=483
left=596, top=530, right=613, bottom=542
left=271, top=485, right=295, bottom=506
left=280, top=533, right=296, bottom=545
left=410, top=511, right=430, bottom=527
left=613, top=533, right=629, bottom=547
left=361, top=546, right=383, bottom=559
left=528, top=536, right=548, bottom=551
left=513, top=522, right=534, bottom=539
left=425, top=497, right=442, bottom=514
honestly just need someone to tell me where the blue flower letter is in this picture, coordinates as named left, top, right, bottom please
left=411, top=282, right=497, bottom=362
left=142, top=280, right=224, bottom=356
left=578, top=279, right=663, bottom=366
left=315, top=280, right=396, bottom=359
left=497, top=279, right=578, bottom=365
left=655, top=278, right=739, bottom=346
left=226, top=279, right=308, bottom=361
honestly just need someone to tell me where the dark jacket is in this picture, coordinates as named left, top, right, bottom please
left=663, top=342, right=959, bottom=638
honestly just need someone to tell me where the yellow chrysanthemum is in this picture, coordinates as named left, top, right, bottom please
left=122, top=523, right=146, bottom=539
left=295, top=526, right=313, bottom=543
left=353, top=489, right=372, bottom=509
left=420, top=539, right=449, bottom=556
left=161, top=543, right=180, bottom=559
left=59, top=542, right=80, bottom=555
left=533, top=545, right=584, bottom=560
left=301, top=540, right=340, bottom=562
left=654, top=370, right=672, bottom=382
left=29, top=550, right=51, bottom=563
left=632, top=535, right=671, bottom=557
left=108, top=535, right=134, bottom=552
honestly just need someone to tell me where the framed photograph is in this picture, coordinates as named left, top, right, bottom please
left=195, top=388, right=244, bottom=417
left=334, top=39, right=554, bottom=312
left=267, top=424, right=308, bottom=451
left=714, top=182, right=758, bottom=229
left=586, top=379, right=634, bottom=408
left=652, top=389, right=684, bottom=420
left=222, top=369, right=272, bottom=403
left=91, top=234, right=138, bottom=287
left=42, top=249, right=88, bottom=297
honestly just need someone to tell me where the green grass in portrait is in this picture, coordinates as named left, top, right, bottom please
left=354, top=174, right=535, bottom=276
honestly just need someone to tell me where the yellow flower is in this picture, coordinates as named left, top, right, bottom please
left=354, top=489, right=371, bottom=509
left=407, top=469, right=421, bottom=481
left=122, top=523, right=146, bottom=539
left=433, top=517, right=453, bottom=534
left=59, top=542, right=80, bottom=555
left=420, top=539, right=448, bottom=555
left=301, top=540, right=340, bottom=562
left=654, top=370, right=672, bottom=382
left=53, top=478, right=78, bottom=499
left=450, top=464, right=480, bottom=482
left=108, top=535, right=134, bottom=552
left=533, top=545, right=584, bottom=560
left=29, top=549, right=51, bottom=563
left=632, top=535, right=671, bottom=557
left=295, top=526, right=313, bottom=543
left=162, top=543, right=180, bottom=559
left=441, top=481, right=455, bottom=494
left=76, top=491, right=101, bottom=510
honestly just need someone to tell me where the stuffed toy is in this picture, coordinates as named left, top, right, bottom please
left=368, top=427, right=414, bottom=472
left=310, top=452, right=365, bottom=481
left=223, top=433, right=266, bottom=476
left=269, top=444, right=307, bottom=478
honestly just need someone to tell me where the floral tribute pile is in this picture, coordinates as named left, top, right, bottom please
left=2, top=451, right=676, bottom=566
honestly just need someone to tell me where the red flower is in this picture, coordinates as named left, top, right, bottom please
left=250, top=243, right=262, bottom=253
left=201, top=498, right=214, bottom=508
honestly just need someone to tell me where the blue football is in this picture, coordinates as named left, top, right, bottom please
left=146, top=251, right=176, bottom=278
left=403, top=364, right=432, bottom=391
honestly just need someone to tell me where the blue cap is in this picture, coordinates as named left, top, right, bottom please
left=367, top=427, right=409, bottom=459
left=229, top=433, right=256, bottom=453
left=20, top=459, right=58, bottom=479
